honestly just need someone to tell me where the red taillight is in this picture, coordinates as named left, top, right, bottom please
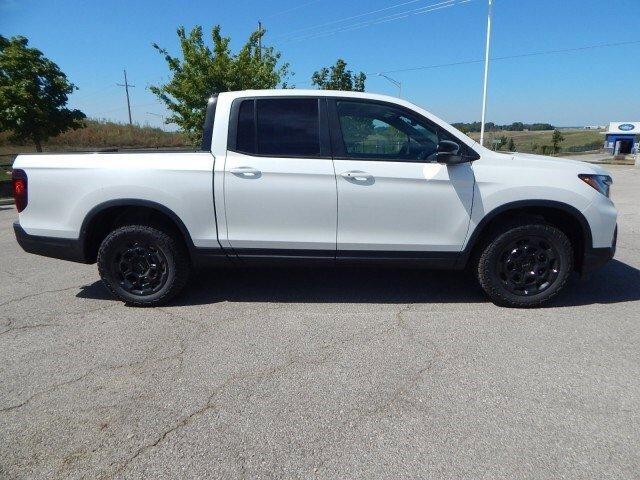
left=12, top=169, right=28, bottom=213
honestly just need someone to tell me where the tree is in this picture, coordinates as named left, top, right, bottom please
left=0, top=35, right=85, bottom=152
left=151, top=25, right=290, bottom=144
left=552, top=129, right=564, bottom=153
left=311, top=59, right=366, bottom=92
left=507, top=137, right=516, bottom=151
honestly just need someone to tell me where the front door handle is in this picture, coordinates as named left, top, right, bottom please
left=340, top=171, right=373, bottom=182
left=230, top=166, right=261, bottom=178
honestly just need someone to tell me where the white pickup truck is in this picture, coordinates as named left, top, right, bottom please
left=12, top=90, right=617, bottom=307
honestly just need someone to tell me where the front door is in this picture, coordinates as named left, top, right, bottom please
left=224, top=97, right=337, bottom=257
left=329, top=99, right=475, bottom=258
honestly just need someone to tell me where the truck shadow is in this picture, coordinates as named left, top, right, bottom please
left=77, top=259, right=640, bottom=308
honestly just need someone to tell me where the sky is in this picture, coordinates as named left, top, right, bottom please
left=1, top=0, right=639, bottom=129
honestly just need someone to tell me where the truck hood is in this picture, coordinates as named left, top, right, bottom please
left=507, top=152, right=610, bottom=176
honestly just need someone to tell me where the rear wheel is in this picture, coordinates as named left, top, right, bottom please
left=97, top=225, right=190, bottom=306
left=477, top=223, right=573, bottom=307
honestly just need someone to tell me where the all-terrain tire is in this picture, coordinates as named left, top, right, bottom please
left=97, top=225, right=190, bottom=307
left=477, top=222, right=573, bottom=308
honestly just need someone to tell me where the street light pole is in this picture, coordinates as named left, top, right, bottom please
left=377, top=73, right=402, bottom=98
left=479, top=0, right=494, bottom=147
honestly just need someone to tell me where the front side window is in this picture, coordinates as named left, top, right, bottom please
left=234, top=98, right=321, bottom=157
left=336, top=100, right=450, bottom=162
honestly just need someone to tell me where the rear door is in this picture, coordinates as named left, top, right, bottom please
left=329, top=98, right=475, bottom=260
left=223, top=97, right=337, bottom=258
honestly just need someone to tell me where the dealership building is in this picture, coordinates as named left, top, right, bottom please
left=603, top=122, right=639, bottom=155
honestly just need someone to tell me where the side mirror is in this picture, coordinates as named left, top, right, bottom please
left=436, top=140, right=465, bottom=164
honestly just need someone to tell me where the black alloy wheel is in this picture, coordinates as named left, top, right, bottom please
left=111, top=241, right=169, bottom=296
left=497, top=236, right=560, bottom=297
left=97, top=225, right=190, bottom=306
left=477, top=222, right=573, bottom=308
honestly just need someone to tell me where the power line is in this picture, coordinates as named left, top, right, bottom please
left=70, top=85, right=119, bottom=103
left=272, top=0, right=435, bottom=40
left=372, top=39, right=640, bottom=75
left=282, top=0, right=472, bottom=43
left=98, top=101, right=162, bottom=116
left=263, top=0, right=323, bottom=20
left=293, top=39, right=640, bottom=90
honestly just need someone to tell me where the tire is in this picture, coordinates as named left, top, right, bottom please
left=477, top=222, right=573, bottom=308
left=97, top=225, right=191, bottom=307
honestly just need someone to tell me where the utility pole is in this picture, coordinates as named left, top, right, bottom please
left=378, top=73, right=402, bottom=98
left=117, top=69, right=135, bottom=125
left=479, top=0, right=493, bottom=147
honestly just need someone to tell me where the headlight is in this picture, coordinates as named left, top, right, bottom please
left=578, top=174, right=612, bottom=197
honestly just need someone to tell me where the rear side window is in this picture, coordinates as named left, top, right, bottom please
left=233, top=98, right=321, bottom=157
left=236, top=100, right=255, bottom=154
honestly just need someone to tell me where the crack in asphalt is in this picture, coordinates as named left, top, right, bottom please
left=107, top=374, right=237, bottom=479
left=105, top=337, right=188, bottom=375
left=0, top=284, right=86, bottom=308
left=0, top=319, right=187, bottom=414
left=0, top=322, right=61, bottom=337
left=346, top=305, right=440, bottom=420
left=2, top=298, right=439, bottom=477
left=105, top=305, right=440, bottom=477
left=0, top=269, right=34, bottom=287
left=0, top=370, right=94, bottom=413
left=107, top=351, right=339, bottom=478
left=0, top=303, right=118, bottom=337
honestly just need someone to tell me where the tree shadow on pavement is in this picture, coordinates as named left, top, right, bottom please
left=76, top=259, right=640, bottom=308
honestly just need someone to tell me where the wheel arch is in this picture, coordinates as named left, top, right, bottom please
left=461, top=200, right=593, bottom=272
left=80, top=199, right=196, bottom=263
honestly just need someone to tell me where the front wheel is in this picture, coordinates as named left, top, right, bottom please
left=477, top=223, right=573, bottom=308
left=97, top=225, right=191, bottom=307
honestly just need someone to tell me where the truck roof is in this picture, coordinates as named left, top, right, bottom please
left=219, top=89, right=403, bottom=103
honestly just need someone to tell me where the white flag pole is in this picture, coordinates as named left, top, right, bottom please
left=479, top=0, right=494, bottom=147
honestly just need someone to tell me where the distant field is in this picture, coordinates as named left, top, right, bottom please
left=466, top=129, right=604, bottom=154
left=0, top=120, right=189, bottom=167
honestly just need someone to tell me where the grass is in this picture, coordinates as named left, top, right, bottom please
left=466, top=129, right=604, bottom=154
left=0, top=119, right=190, bottom=167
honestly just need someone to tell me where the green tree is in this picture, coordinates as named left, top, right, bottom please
left=507, top=137, right=516, bottom=151
left=552, top=129, right=565, bottom=153
left=0, top=35, right=85, bottom=152
left=151, top=25, right=290, bottom=144
left=311, top=59, right=366, bottom=91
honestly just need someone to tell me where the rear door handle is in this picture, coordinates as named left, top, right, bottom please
left=340, top=171, right=373, bottom=182
left=230, top=166, right=261, bottom=177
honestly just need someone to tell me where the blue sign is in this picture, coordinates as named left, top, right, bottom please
left=619, top=123, right=635, bottom=131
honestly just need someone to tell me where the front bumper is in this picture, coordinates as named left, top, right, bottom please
left=581, top=225, right=617, bottom=275
left=13, top=221, right=87, bottom=263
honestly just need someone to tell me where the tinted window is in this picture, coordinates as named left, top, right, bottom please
left=256, top=98, right=320, bottom=156
left=236, top=99, right=255, bottom=154
left=337, top=101, right=451, bottom=162
left=201, top=96, right=217, bottom=151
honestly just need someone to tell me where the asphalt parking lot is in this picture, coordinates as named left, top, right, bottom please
left=1, top=164, right=639, bottom=479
